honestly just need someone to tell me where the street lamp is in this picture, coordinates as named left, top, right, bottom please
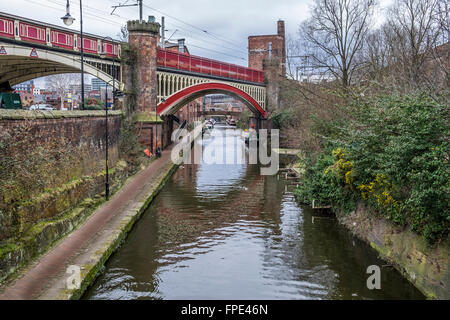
left=61, top=0, right=74, bottom=26
left=61, top=0, right=85, bottom=110
left=102, top=78, right=123, bottom=201
left=99, top=36, right=117, bottom=200
left=103, top=79, right=111, bottom=200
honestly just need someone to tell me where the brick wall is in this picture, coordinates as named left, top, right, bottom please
left=0, top=110, right=123, bottom=240
left=137, top=121, right=163, bottom=153
left=248, top=20, right=286, bottom=111
left=0, top=110, right=122, bottom=176
left=248, top=20, right=286, bottom=76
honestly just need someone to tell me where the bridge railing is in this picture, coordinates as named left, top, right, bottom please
left=157, top=49, right=265, bottom=84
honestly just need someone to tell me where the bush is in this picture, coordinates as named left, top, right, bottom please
left=236, top=110, right=253, bottom=129
left=295, top=148, right=358, bottom=214
left=271, top=108, right=296, bottom=128
left=296, top=93, right=449, bottom=244
left=118, top=116, right=145, bottom=169
left=84, top=104, right=103, bottom=110
left=0, top=123, right=79, bottom=209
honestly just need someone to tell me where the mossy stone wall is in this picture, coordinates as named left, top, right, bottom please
left=337, top=202, right=449, bottom=300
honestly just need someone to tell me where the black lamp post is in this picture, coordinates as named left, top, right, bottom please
left=100, top=36, right=117, bottom=200
left=61, top=0, right=85, bottom=110
left=104, top=81, right=110, bottom=200
left=102, top=78, right=124, bottom=200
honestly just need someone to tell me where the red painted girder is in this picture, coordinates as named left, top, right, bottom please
left=157, top=82, right=267, bottom=118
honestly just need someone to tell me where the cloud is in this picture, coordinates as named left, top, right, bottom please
left=2, top=0, right=314, bottom=65
left=2, top=0, right=394, bottom=76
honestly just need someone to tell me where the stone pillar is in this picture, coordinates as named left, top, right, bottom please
left=162, top=115, right=173, bottom=149
left=126, top=19, right=160, bottom=113
left=125, top=19, right=163, bottom=151
left=265, top=65, right=281, bottom=111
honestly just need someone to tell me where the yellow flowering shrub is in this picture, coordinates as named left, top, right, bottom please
left=325, top=148, right=354, bottom=187
left=357, top=174, right=397, bottom=207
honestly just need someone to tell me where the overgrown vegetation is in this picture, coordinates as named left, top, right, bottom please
left=0, top=113, right=146, bottom=243
left=294, top=93, right=449, bottom=244
left=279, top=0, right=449, bottom=245
left=119, top=115, right=147, bottom=169
left=236, top=109, right=253, bottom=129
left=0, top=123, right=79, bottom=210
left=121, top=42, right=139, bottom=117
left=0, top=122, right=82, bottom=241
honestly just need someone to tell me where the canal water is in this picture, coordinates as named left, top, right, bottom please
left=84, top=125, right=424, bottom=300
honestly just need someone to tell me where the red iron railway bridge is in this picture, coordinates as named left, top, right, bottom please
left=0, top=12, right=267, bottom=117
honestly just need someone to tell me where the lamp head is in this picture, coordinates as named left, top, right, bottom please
left=61, top=0, right=75, bottom=26
left=61, top=14, right=75, bottom=26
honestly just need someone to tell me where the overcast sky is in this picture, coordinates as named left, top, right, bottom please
left=1, top=0, right=393, bottom=86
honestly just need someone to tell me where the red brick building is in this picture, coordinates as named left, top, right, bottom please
left=163, top=39, right=190, bottom=54
left=248, top=20, right=286, bottom=76
left=175, top=97, right=203, bottom=123
left=19, top=91, right=34, bottom=107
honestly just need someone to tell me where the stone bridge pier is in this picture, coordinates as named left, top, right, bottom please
left=123, top=19, right=166, bottom=154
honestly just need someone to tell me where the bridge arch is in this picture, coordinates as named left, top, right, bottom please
left=0, top=44, right=122, bottom=89
left=157, top=82, right=267, bottom=118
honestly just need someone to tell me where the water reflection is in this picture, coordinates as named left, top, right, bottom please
left=84, top=126, right=424, bottom=300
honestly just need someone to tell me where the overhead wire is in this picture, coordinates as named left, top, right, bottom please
left=164, top=27, right=248, bottom=61
left=186, top=43, right=246, bottom=61
left=164, top=20, right=248, bottom=55
left=105, top=0, right=248, bottom=57
left=106, top=0, right=248, bottom=55
left=20, top=0, right=249, bottom=62
left=47, top=0, right=127, bottom=27
left=142, top=2, right=246, bottom=51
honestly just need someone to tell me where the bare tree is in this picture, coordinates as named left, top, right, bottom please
left=285, top=35, right=302, bottom=80
left=45, top=74, right=78, bottom=110
left=434, top=0, right=450, bottom=44
left=117, top=25, right=128, bottom=42
left=299, top=0, right=377, bottom=88
left=430, top=0, right=450, bottom=88
left=361, top=27, right=388, bottom=82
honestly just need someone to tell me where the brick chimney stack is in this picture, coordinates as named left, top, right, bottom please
left=277, top=20, right=286, bottom=77
left=248, top=20, right=287, bottom=111
left=277, top=20, right=285, bottom=38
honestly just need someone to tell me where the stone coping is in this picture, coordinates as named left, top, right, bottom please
left=127, top=20, right=160, bottom=34
left=135, top=111, right=163, bottom=123
left=0, top=109, right=124, bottom=120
